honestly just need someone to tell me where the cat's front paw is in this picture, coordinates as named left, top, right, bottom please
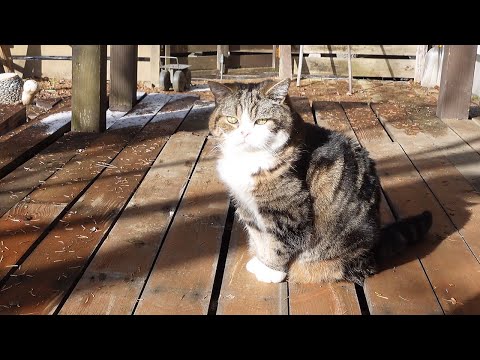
left=246, top=257, right=287, bottom=283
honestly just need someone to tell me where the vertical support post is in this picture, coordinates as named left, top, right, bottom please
left=279, top=45, right=292, bottom=79
left=72, top=45, right=107, bottom=132
left=110, top=45, right=138, bottom=111
left=436, top=45, right=477, bottom=120
left=272, top=45, right=278, bottom=69
left=165, top=45, right=171, bottom=66
left=150, top=45, right=160, bottom=88
left=296, top=45, right=304, bottom=87
left=414, top=45, right=428, bottom=83
left=217, top=45, right=229, bottom=74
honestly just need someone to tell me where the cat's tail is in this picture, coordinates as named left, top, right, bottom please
left=374, top=210, right=433, bottom=259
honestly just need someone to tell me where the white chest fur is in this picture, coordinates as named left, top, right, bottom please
left=217, top=146, right=277, bottom=230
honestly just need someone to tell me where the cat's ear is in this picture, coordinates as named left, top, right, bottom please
left=265, top=78, right=291, bottom=104
left=208, top=81, right=234, bottom=104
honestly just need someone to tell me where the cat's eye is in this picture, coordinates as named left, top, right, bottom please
left=255, top=118, right=268, bottom=125
left=226, top=116, right=238, bottom=124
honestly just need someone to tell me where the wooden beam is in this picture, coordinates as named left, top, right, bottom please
left=414, top=45, right=428, bottom=83
left=217, top=45, right=229, bottom=73
left=72, top=45, right=107, bottom=132
left=436, top=45, right=477, bottom=120
left=150, top=45, right=161, bottom=87
left=272, top=45, right=277, bottom=69
left=279, top=45, right=292, bottom=79
left=110, top=45, right=138, bottom=111
left=0, top=45, right=14, bottom=73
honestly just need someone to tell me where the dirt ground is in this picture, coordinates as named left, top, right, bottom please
left=28, top=77, right=445, bottom=121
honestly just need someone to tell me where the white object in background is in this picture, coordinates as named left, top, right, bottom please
left=22, top=79, right=39, bottom=105
left=421, top=45, right=444, bottom=88
left=296, top=45, right=304, bottom=87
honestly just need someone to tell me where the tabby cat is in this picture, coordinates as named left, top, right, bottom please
left=208, top=79, right=432, bottom=285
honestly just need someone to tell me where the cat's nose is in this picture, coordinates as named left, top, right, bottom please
left=240, top=130, right=249, bottom=137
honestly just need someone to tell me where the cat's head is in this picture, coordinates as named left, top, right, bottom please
left=208, top=79, right=293, bottom=152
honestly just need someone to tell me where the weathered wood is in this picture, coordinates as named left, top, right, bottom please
left=58, top=97, right=205, bottom=315
left=279, top=45, right=292, bottom=79
left=150, top=45, right=160, bottom=87
left=35, top=98, right=62, bottom=110
left=0, top=98, right=181, bottom=315
left=72, top=45, right=107, bottom=132
left=406, top=104, right=480, bottom=191
left=0, top=132, right=97, bottom=217
left=110, top=45, right=138, bottom=111
left=414, top=45, right=428, bottom=83
left=0, top=94, right=169, bottom=284
left=436, top=45, right=477, bottom=120
left=216, top=215, right=288, bottom=315
left=135, top=132, right=231, bottom=315
left=340, top=102, right=442, bottom=315
left=292, top=45, right=418, bottom=56
left=443, top=118, right=480, bottom=157
left=0, top=104, right=26, bottom=136
left=217, top=45, right=229, bottom=72
left=372, top=103, right=480, bottom=314
left=294, top=57, right=416, bottom=79
left=0, top=107, right=127, bottom=218
left=0, top=109, right=71, bottom=180
left=0, top=45, right=14, bottom=73
left=170, top=45, right=217, bottom=54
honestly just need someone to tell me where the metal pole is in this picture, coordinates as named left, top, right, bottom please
left=296, top=45, right=304, bottom=87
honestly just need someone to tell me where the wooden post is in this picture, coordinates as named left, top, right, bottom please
left=436, top=45, right=477, bottom=120
left=72, top=45, right=107, bottom=132
left=272, top=45, right=277, bottom=69
left=110, top=45, right=138, bottom=111
left=217, top=45, right=229, bottom=74
left=414, top=45, right=428, bottom=83
left=0, top=45, right=15, bottom=73
left=279, top=45, right=292, bottom=79
left=150, top=45, right=160, bottom=87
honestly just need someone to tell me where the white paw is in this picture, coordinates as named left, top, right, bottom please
left=246, top=257, right=287, bottom=283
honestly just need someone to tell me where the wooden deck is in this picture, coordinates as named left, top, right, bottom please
left=1, top=90, right=480, bottom=315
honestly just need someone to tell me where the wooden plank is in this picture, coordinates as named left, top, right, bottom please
left=0, top=96, right=186, bottom=315
left=0, top=94, right=169, bottom=283
left=110, top=45, right=138, bottom=111
left=436, top=45, right=477, bottom=120
left=293, top=57, right=415, bottom=79
left=0, top=98, right=71, bottom=143
left=227, top=54, right=272, bottom=69
left=0, top=104, right=26, bottom=136
left=371, top=102, right=480, bottom=314
left=341, top=102, right=442, bottom=314
left=170, top=45, right=217, bottom=54
left=292, top=45, right=417, bottom=56
left=443, top=118, right=480, bottom=156
left=134, top=132, right=231, bottom=314
left=414, top=45, right=428, bottom=83
left=217, top=215, right=288, bottom=315
left=373, top=103, right=480, bottom=261
left=406, top=104, right=480, bottom=191
left=0, top=108, right=127, bottom=218
left=313, top=101, right=356, bottom=139
left=229, top=45, right=273, bottom=53
left=286, top=100, right=361, bottom=315
left=279, top=45, right=292, bottom=79
left=58, top=97, right=205, bottom=315
left=289, top=96, right=315, bottom=124
left=35, top=98, right=62, bottom=110
left=72, top=45, right=107, bottom=132
left=0, top=109, right=71, bottom=179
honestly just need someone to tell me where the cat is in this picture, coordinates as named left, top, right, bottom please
left=208, top=78, right=432, bottom=285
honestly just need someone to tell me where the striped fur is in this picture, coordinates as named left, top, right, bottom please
left=208, top=79, right=432, bottom=285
